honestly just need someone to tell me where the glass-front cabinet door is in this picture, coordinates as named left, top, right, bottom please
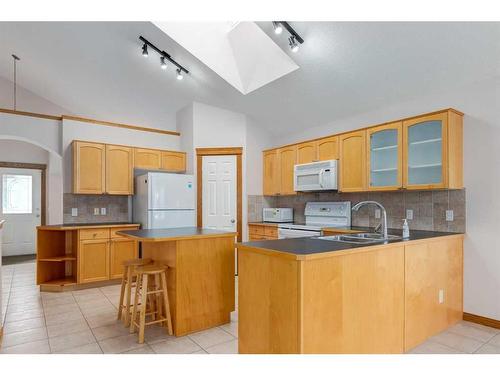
left=403, top=112, right=447, bottom=189
left=367, top=122, right=402, bottom=190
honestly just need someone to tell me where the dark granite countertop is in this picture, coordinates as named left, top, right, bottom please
left=117, top=227, right=237, bottom=242
left=239, top=228, right=463, bottom=257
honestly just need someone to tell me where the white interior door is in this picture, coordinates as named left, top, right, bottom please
left=0, top=168, right=42, bottom=256
left=202, top=155, right=237, bottom=232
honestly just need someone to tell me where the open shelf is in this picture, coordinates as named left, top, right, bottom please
left=40, top=277, right=77, bottom=286
left=39, top=255, right=76, bottom=262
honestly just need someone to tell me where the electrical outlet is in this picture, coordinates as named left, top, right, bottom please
left=71, top=208, right=78, bottom=217
left=406, top=209, right=414, bottom=220
left=446, top=210, right=454, bottom=221
left=93, top=207, right=100, bottom=215
left=375, top=209, right=381, bottom=219
left=438, top=289, right=444, bottom=304
left=101, top=207, right=107, bottom=215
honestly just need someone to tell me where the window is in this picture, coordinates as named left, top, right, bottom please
left=2, top=174, right=32, bottom=214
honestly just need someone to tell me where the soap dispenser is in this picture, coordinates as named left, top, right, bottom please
left=402, top=219, right=410, bottom=239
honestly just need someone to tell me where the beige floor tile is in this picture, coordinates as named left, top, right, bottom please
left=74, top=295, right=109, bottom=305
left=80, top=304, right=117, bottom=318
left=92, top=322, right=131, bottom=341
left=98, top=333, right=147, bottom=354
left=192, top=349, right=208, bottom=354
left=54, top=342, right=103, bottom=354
left=487, top=333, right=500, bottom=348
left=2, top=326, right=48, bottom=348
left=430, top=331, right=483, bottom=353
left=8, top=295, right=41, bottom=305
left=220, top=322, right=238, bottom=338
left=5, top=301, right=43, bottom=314
left=205, top=339, right=238, bottom=354
left=408, top=341, right=464, bottom=354
left=49, top=329, right=96, bottom=353
left=72, top=288, right=104, bottom=297
left=150, top=337, right=202, bottom=354
left=42, top=295, right=76, bottom=307
left=0, top=339, right=51, bottom=354
left=5, top=308, right=44, bottom=322
left=41, top=291, right=74, bottom=301
left=44, top=302, right=81, bottom=317
left=45, top=310, right=84, bottom=326
left=99, top=285, right=122, bottom=294
left=86, top=311, right=119, bottom=328
left=3, top=316, right=45, bottom=334
left=120, top=345, right=155, bottom=354
left=144, top=325, right=174, bottom=344
left=188, top=327, right=234, bottom=349
left=47, top=318, right=90, bottom=338
left=474, top=343, right=500, bottom=354
left=447, top=321, right=499, bottom=342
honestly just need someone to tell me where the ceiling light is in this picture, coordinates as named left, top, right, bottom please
left=289, top=36, right=299, bottom=53
left=142, top=43, right=148, bottom=57
left=176, top=68, right=183, bottom=80
left=273, top=21, right=283, bottom=35
left=160, top=56, right=167, bottom=70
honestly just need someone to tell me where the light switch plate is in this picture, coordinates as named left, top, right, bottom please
left=406, top=209, right=414, bottom=220
left=101, top=207, right=106, bottom=215
left=93, top=208, right=100, bottom=215
left=375, top=209, right=381, bottom=219
left=446, top=210, right=454, bottom=221
left=71, top=208, right=78, bottom=217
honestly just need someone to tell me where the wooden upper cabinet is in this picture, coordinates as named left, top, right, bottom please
left=317, top=136, right=339, bottom=161
left=73, top=141, right=106, bottom=194
left=263, top=150, right=280, bottom=196
left=367, top=122, right=403, bottom=191
left=278, top=146, right=297, bottom=195
left=134, top=148, right=162, bottom=170
left=403, top=110, right=462, bottom=190
left=106, top=145, right=134, bottom=195
left=339, top=130, right=367, bottom=192
left=161, top=151, right=186, bottom=172
left=297, top=141, right=318, bottom=164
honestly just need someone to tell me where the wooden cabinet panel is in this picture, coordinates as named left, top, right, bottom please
left=317, top=136, right=339, bottom=161
left=339, top=130, right=367, bottom=192
left=73, top=141, right=106, bottom=194
left=78, top=239, right=110, bottom=284
left=106, top=145, right=134, bottom=195
left=297, top=141, right=318, bottom=164
left=109, top=239, right=138, bottom=279
left=161, top=151, right=186, bottom=172
left=134, top=148, right=162, bottom=170
left=79, top=228, right=110, bottom=240
left=263, top=150, right=279, bottom=196
left=404, top=237, right=463, bottom=351
left=367, top=122, right=403, bottom=191
left=278, top=146, right=297, bottom=195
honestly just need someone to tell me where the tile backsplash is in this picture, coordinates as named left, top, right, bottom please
left=248, top=189, right=465, bottom=233
left=63, top=193, right=129, bottom=224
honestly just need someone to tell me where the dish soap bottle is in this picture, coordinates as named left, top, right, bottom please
left=402, top=219, right=410, bottom=239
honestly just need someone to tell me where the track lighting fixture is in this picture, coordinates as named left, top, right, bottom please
left=273, top=21, right=283, bottom=35
left=139, top=36, right=189, bottom=80
left=271, top=21, right=304, bottom=53
left=176, top=68, right=183, bottom=80
left=289, top=36, right=299, bottom=53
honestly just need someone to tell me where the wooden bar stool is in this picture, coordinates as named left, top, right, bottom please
left=117, top=258, right=152, bottom=327
left=129, top=264, right=173, bottom=344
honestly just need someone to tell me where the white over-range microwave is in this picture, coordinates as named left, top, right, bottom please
left=294, top=159, right=338, bottom=192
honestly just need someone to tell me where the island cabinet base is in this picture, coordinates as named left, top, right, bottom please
left=238, top=235, right=463, bottom=354
left=142, top=236, right=235, bottom=337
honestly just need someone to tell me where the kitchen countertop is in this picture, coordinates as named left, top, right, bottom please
left=239, top=229, right=464, bottom=259
left=37, top=222, right=140, bottom=230
left=117, top=227, right=237, bottom=242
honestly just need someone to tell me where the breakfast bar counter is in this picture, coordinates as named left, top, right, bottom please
left=118, top=227, right=237, bottom=336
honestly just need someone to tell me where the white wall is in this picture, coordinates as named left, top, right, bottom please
left=271, top=77, right=500, bottom=321
left=177, top=104, right=194, bottom=174
left=246, top=117, right=273, bottom=195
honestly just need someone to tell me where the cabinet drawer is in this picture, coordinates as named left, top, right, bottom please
left=249, top=234, right=265, bottom=241
left=264, top=226, right=278, bottom=238
left=249, top=225, right=265, bottom=236
left=79, top=228, right=110, bottom=240
left=110, top=226, right=139, bottom=239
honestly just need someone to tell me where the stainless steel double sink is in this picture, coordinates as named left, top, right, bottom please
left=315, top=232, right=402, bottom=244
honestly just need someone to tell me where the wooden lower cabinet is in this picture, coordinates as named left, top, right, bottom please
left=109, top=239, right=139, bottom=279
left=248, top=224, right=278, bottom=241
left=78, top=239, right=110, bottom=284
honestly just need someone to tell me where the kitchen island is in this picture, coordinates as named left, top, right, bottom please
left=118, top=227, right=236, bottom=336
left=237, top=230, right=464, bottom=354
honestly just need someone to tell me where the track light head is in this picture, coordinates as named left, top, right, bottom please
left=160, top=56, right=167, bottom=70
left=273, top=21, right=283, bottom=35
left=142, top=43, right=148, bottom=57
left=289, top=36, right=299, bottom=53
left=176, top=68, right=183, bottom=80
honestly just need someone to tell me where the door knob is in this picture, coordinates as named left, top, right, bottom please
left=230, top=219, right=235, bottom=223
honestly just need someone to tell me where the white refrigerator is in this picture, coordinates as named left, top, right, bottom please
left=133, top=172, right=196, bottom=229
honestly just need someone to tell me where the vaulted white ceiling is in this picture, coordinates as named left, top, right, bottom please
left=0, top=22, right=499, bottom=136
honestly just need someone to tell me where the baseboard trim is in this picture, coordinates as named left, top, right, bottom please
left=463, top=312, right=500, bottom=330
